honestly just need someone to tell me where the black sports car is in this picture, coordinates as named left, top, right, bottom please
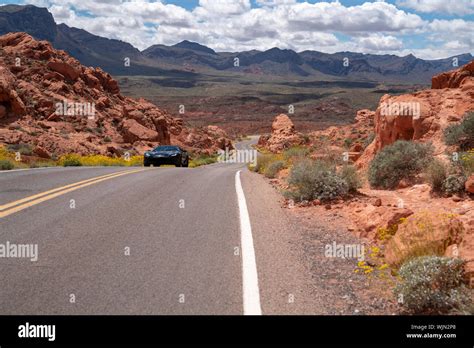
left=144, top=146, right=189, bottom=167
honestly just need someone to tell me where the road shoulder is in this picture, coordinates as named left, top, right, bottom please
left=241, top=169, right=397, bottom=315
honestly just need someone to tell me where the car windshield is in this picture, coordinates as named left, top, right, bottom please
left=153, top=146, right=179, bottom=152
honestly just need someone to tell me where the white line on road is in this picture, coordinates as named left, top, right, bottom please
left=235, top=170, right=262, bottom=315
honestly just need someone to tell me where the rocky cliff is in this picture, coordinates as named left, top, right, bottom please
left=0, top=32, right=231, bottom=158
left=357, top=60, right=474, bottom=168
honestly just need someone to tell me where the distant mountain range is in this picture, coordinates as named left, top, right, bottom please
left=1, top=4, right=472, bottom=83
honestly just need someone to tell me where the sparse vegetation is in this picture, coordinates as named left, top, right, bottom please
left=442, top=174, right=466, bottom=196
left=283, top=146, right=309, bottom=163
left=7, top=143, right=33, bottom=155
left=189, top=153, right=218, bottom=168
left=394, top=256, right=473, bottom=314
left=285, top=159, right=349, bottom=202
left=264, top=160, right=286, bottom=179
left=343, top=138, right=353, bottom=149
left=59, top=154, right=83, bottom=167
left=339, top=165, right=361, bottom=193
left=251, top=153, right=282, bottom=174
left=444, top=112, right=474, bottom=150
left=0, top=159, right=15, bottom=170
left=460, top=149, right=474, bottom=176
left=368, top=140, right=432, bottom=189
left=425, top=159, right=447, bottom=193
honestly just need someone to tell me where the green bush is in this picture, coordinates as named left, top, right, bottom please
left=252, top=154, right=281, bottom=174
left=368, top=140, right=432, bottom=189
left=444, top=112, right=474, bottom=149
left=339, top=165, right=361, bottom=193
left=283, top=146, right=309, bottom=163
left=264, top=160, right=286, bottom=179
left=60, top=154, right=83, bottom=167
left=394, top=256, right=473, bottom=314
left=0, top=159, right=15, bottom=170
left=442, top=174, right=466, bottom=195
left=426, top=159, right=447, bottom=193
left=285, top=160, right=348, bottom=202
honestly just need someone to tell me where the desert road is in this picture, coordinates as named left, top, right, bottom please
left=0, top=138, right=316, bottom=315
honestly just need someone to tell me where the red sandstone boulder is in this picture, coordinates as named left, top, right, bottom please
left=258, top=114, right=305, bottom=153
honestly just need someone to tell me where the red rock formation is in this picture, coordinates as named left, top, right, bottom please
left=257, top=114, right=305, bottom=153
left=432, top=60, right=474, bottom=89
left=0, top=32, right=231, bottom=157
left=466, top=175, right=474, bottom=194
left=357, top=60, right=474, bottom=168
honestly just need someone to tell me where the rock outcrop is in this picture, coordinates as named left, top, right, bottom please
left=258, top=114, right=305, bottom=153
left=432, top=60, right=474, bottom=89
left=385, top=211, right=464, bottom=267
left=0, top=32, right=231, bottom=157
left=466, top=175, right=474, bottom=194
left=357, top=60, right=474, bottom=168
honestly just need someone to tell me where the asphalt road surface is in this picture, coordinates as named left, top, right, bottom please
left=0, top=137, right=316, bottom=315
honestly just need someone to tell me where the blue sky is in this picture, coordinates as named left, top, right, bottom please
left=2, top=0, right=473, bottom=59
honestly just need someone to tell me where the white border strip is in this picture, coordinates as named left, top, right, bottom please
left=235, top=170, right=262, bottom=315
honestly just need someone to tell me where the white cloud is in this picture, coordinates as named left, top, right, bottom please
left=287, top=1, right=425, bottom=33
left=355, top=34, right=404, bottom=51
left=13, top=0, right=474, bottom=59
left=397, top=0, right=474, bottom=16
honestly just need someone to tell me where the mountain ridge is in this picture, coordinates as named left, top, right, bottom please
left=0, top=4, right=472, bottom=83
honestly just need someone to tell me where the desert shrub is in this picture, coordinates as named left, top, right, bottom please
left=444, top=112, right=474, bottom=149
left=127, top=155, right=144, bottom=167
left=425, top=159, right=447, bottom=193
left=252, top=154, right=281, bottom=174
left=343, top=138, right=353, bottom=149
left=283, top=146, right=309, bottom=163
left=444, top=124, right=465, bottom=146
left=0, top=146, right=10, bottom=157
left=339, top=165, right=361, bottom=193
left=460, top=149, right=474, bottom=176
left=189, top=154, right=218, bottom=168
left=368, top=140, right=432, bottom=189
left=59, top=154, right=83, bottom=167
left=394, top=256, right=473, bottom=314
left=59, top=154, right=145, bottom=167
left=7, top=143, right=33, bottom=155
left=264, top=160, right=286, bottom=179
left=285, top=160, right=348, bottom=202
left=0, top=159, right=15, bottom=170
left=442, top=174, right=466, bottom=195
left=79, top=155, right=123, bottom=167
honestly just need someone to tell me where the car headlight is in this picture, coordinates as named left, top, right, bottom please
left=145, top=153, right=151, bottom=157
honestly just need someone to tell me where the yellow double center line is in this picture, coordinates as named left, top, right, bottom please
left=0, top=168, right=148, bottom=219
